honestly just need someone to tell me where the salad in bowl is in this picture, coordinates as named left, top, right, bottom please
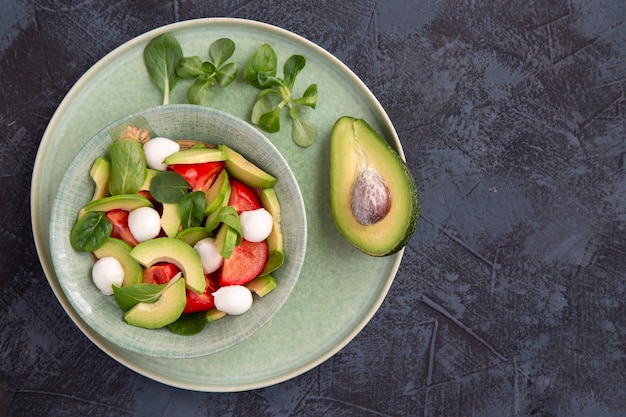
left=49, top=104, right=306, bottom=358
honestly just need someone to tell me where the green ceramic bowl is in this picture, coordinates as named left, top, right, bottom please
left=49, top=104, right=307, bottom=358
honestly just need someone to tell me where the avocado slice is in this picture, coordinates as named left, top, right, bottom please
left=245, top=274, right=277, bottom=297
left=176, top=226, right=209, bottom=246
left=203, top=169, right=230, bottom=215
left=89, top=157, right=111, bottom=201
left=129, top=237, right=206, bottom=293
left=329, top=116, right=419, bottom=256
left=93, top=238, right=143, bottom=286
left=204, top=188, right=233, bottom=235
left=215, top=223, right=238, bottom=259
left=160, top=203, right=181, bottom=237
left=140, top=168, right=159, bottom=191
left=163, top=147, right=226, bottom=164
left=82, top=194, right=153, bottom=213
left=220, top=144, right=277, bottom=188
left=259, top=188, right=284, bottom=275
left=205, top=308, right=227, bottom=322
left=124, top=278, right=186, bottom=329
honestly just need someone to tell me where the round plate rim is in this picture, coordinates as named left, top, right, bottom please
left=30, top=17, right=405, bottom=392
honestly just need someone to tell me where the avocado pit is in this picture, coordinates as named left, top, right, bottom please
left=350, top=168, right=391, bottom=226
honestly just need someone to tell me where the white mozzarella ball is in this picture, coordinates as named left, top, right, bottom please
left=213, top=285, right=253, bottom=315
left=128, top=206, right=161, bottom=242
left=194, top=237, right=224, bottom=274
left=239, top=208, right=273, bottom=242
left=143, top=137, right=180, bottom=171
left=92, top=256, right=124, bottom=295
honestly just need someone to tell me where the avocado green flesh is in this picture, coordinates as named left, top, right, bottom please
left=130, top=237, right=206, bottom=293
left=261, top=251, right=284, bottom=276
left=93, top=238, right=143, bottom=286
left=164, top=147, right=226, bottom=164
left=175, top=227, right=209, bottom=246
left=329, top=116, right=419, bottom=256
left=89, top=157, right=111, bottom=201
left=83, top=194, right=153, bottom=213
left=204, top=187, right=232, bottom=233
left=259, top=188, right=284, bottom=275
left=160, top=203, right=181, bottom=237
left=203, top=169, right=230, bottom=215
left=124, top=278, right=186, bottom=329
left=220, top=144, right=277, bottom=189
left=245, top=274, right=277, bottom=297
left=205, top=308, right=227, bottom=322
left=140, top=169, right=159, bottom=191
left=215, top=223, right=238, bottom=259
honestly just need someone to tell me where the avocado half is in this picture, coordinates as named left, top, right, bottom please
left=329, top=116, right=419, bottom=256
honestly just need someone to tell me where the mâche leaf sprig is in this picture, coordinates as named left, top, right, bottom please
left=244, top=44, right=318, bottom=147
left=175, top=38, right=239, bottom=106
left=143, top=35, right=318, bottom=146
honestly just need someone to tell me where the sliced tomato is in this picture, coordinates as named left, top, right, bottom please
left=106, top=209, right=140, bottom=247
left=183, top=272, right=220, bottom=314
left=143, top=262, right=180, bottom=284
left=228, top=179, right=261, bottom=213
left=169, top=161, right=224, bottom=191
left=219, top=239, right=268, bottom=286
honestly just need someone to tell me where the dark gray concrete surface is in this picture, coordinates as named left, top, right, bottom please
left=2, top=1, right=625, bottom=416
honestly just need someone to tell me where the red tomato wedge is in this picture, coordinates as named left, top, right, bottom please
left=143, top=262, right=180, bottom=284
left=106, top=209, right=140, bottom=247
left=183, top=272, right=220, bottom=314
left=228, top=179, right=261, bottom=213
left=220, top=239, right=269, bottom=286
left=169, top=161, right=224, bottom=191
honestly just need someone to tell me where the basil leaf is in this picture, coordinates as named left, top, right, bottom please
left=108, top=140, right=147, bottom=196
left=179, top=191, right=206, bottom=229
left=143, top=33, right=183, bottom=105
left=209, top=38, right=236, bottom=67
left=292, top=117, right=317, bottom=147
left=204, top=205, right=243, bottom=240
left=243, top=43, right=277, bottom=88
left=284, top=55, right=306, bottom=89
left=70, top=211, right=112, bottom=252
left=112, top=283, right=168, bottom=311
left=150, top=171, right=189, bottom=203
left=167, top=312, right=207, bottom=335
left=176, top=56, right=204, bottom=79
left=217, top=205, right=242, bottom=244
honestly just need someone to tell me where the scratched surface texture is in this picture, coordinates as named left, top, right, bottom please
left=1, top=0, right=625, bottom=416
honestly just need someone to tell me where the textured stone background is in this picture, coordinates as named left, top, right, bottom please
left=1, top=1, right=625, bottom=416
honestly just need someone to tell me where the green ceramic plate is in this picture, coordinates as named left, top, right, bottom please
left=32, top=18, right=404, bottom=391
left=49, top=105, right=307, bottom=358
